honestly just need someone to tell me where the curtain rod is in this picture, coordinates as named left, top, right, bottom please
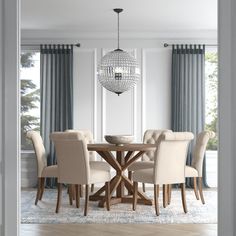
left=163, top=43, right=217, bottom=47
left=21, top=43, right=81, bottom=47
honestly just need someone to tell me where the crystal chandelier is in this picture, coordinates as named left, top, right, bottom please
left=97, top=8, right=140, bottom=96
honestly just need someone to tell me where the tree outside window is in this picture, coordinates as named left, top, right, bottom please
left=205, top=51, right=218, bottom=150
left=20, top=52, right=40, bottom=150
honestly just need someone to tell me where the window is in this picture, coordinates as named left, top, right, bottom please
left=205, top=50, right=218, bottom=187
left=205, top=51, right=218, bottom=150
left=20, top=51, right=40, bottom=150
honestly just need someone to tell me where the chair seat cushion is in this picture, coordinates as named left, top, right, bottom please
left=185, top=165, right=199, bottom=177
left=89, top=169, right=110, bottom=184
left=90, top=161, right=111, bottom=171
left=133, top=168, right=154, bottom=184
left=41, top=165, right=58, bottom=178
left=128, top=161, right=154, bottom=171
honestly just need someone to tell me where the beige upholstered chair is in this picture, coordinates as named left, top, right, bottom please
left=50, top=131, right=111, bottom=216
left=26, top=131, right=58, bottom=205
left=128, top=129, right=172, bottom=192
left=185, top=131, right=215, bottom=204
left=132, top=132, right=194, bottom=216
left=65, top=129, right=96, bottom=161
left=65, top=129, right=110, bottom=193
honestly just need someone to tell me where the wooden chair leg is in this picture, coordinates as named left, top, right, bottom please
left=198, top=177, right=205, bottom=204
left=91, top=184, right=94, bottom=193
left=84, top=184, right=89, bottom=216
left=105, top=182, right=110, bottom=211
left=142, top=183, right=146, bottom=192
left=39, top=177, right=45, bottom=200
left=128, top=171, right=133, bottom=195
left=163, top=185, right=167, bottom=208
left=133, top=181, right=138, bottom=211
left=167, top=184, right=172, bottom=205
left=193, top=177, right=200, bottom=200
left=35, top=177, right=42, bottom=205
left=180, top=183, right=188, bottom=213
left=75, top=184, right=80, bottom=208
left=72, top=184, right=75, bottom=200
left=56, top=183, right=62, bottom=213
left=68, top=185, right=73, bottom=205
left=154, top=184, right=160, bottom=216
left=128, top=171, right=132, bottom=181
left=80, top=185, right=84, bottom=198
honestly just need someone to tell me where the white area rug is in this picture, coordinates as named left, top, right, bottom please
left=21, top=189, right=217, bottom=224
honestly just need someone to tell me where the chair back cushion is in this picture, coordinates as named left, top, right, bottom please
left=50, top=132, right=90, bottom=185
left=192, top=131, right=215, bottom=177
left=26, top=131, right=47, bottom=177
left=142, top=129, right=172, bottom=161
left=154, top=132, right=194, bottom=185
left=65, top=129, right=96, bottom=161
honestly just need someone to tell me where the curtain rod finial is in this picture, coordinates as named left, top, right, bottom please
left=164, top=43, right=169, bottom=47
left=75, top=43, right=80, bottom=47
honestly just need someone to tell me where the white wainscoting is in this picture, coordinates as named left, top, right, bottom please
left=73, top=48, right=97, bottom=140
left=101, top=49, right=137, bottom=141
left=73, top=46, right=172, bottom=143
left=142, top=48, right=172, bottom=133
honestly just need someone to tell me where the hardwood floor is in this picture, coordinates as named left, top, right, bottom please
left=21, top=224, right=217, bottom=236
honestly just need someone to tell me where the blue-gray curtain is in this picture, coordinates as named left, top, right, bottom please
left=171, top=44, right=207, bottom=187
left=40, top=44, right=73, bottom=187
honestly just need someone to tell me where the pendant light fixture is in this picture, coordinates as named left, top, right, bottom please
left=97, top=8, right=140, bottom=96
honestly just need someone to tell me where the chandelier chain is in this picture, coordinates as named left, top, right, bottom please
left=117, top=12, right=120, bottom=49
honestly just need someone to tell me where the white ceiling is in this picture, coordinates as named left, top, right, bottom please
left=21, top=0, right=217, bottom=33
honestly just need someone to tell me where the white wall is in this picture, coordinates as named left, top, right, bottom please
left=21, top=33, right=217, bottom=144
left=21, top=32, right=217, bottom=144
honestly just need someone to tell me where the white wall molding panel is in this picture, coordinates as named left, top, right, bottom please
left=100, top=48, right=138, bottom=141
left=141, top=48, right=172, bottom=132
left=73, top=48, right=97, bottom=140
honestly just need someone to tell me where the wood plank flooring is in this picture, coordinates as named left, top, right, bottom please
left=21, top=224, right=217, bottom=236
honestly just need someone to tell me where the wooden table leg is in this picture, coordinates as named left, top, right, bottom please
left=89, top=176, right=117, bottom=201
left=89, top=149, right=153, bottom=207
left=116, top=151, right=125, bottom=198
left=98, top=176, right=122, bottom=207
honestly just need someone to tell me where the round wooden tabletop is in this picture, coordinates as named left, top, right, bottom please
left=87, top=143, right=156, bottom=152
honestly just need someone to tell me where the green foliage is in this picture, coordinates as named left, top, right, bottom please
left=21, top=80, right=40, bottom=113
left=205, top=52, right=218, bottom=150
left=20, top=52, right=40, bottom=150
left=205, top=52, right=217, bottom=63
left=205, top=118, right=218, bottom=150
left=21, top=52, right=35, bottom=68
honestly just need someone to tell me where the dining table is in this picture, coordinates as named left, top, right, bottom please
left=87, top=143, right=156, bottom=207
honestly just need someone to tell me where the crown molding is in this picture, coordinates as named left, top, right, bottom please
left=21, top=29, right=217, bottom=40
